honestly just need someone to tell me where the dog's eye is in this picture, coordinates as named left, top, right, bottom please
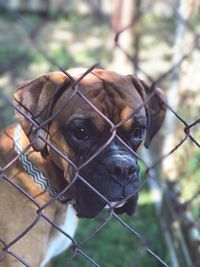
left=134, top=128, right=145, bottom=140
left=73, top=127, right=89, bottom=141
left=131, top=127, right=145, bottom=145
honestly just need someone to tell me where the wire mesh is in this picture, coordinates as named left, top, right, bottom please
left=0, top=1, right=199, bottom=267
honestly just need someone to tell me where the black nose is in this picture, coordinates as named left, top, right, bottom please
left=107, top=155, right=139, bottom=184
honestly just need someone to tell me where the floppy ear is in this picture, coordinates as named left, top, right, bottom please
left=14, top=72, right=69, bottom=151
left=127, top=75, right=166, bottom=148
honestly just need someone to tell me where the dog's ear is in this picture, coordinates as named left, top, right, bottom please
left=127, top=75, right=166, bottom=148
left=14, top=72, right=70, bottom=151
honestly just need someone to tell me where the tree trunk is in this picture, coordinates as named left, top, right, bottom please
left=110, top=0, right=136, bottom=73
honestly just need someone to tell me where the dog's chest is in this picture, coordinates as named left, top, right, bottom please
left=40, top=205, right=78, bottom=267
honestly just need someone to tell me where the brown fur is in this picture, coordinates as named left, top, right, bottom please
left=0, top=69, right=166, bottom=266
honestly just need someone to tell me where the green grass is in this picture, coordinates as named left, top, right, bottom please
left=53, top=185, right=168, bottom=267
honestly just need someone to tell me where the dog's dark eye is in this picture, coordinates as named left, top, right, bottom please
left=130, top=127, right=145, bottom=145
left=134, top=128, right=145, bottom=140
left=73, top=127, right=89, bottom=141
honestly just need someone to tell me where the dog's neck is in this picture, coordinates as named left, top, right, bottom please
left=14, top=124, right=69, bottom=203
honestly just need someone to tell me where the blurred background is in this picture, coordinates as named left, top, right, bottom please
left=0, top=0, right=199, bottom=266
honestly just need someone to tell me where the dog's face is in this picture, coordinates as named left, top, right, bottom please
left=14, top=69, right=166, bottom=218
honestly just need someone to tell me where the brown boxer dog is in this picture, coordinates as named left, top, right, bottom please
left=0, top=68, right=166, bottom=267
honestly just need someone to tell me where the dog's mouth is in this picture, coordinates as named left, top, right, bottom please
left=65, top=149, right=140, bottom=218
left=105, top=201, right=126, bottom=209
left=104, top=195, right=138, bottom=216
left=69, top=175, right=140, bottom=218
left=63, top=191, right=139, bottom=218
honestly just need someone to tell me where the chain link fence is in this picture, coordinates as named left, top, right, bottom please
left=0, top=0, right=199, bottom=266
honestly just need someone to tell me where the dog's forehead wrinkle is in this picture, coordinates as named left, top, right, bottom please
left=79, top=71, right=133, bottom=98
left=67, top=113, right=90, bottom=124
left=120, top=104, right=146, bottom=130
left=79, top=85, right=130, bottom=125
left=68, top=71, right=144, bottom=123
left=63, top=110, right=107, bottom=133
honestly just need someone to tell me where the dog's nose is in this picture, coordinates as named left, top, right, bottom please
left=107, top=155, right=139, bottom=183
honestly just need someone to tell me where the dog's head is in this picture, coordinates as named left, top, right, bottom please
left=14, top=68, right=166, bottom=218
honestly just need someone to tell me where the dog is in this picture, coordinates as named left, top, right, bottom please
left=0, top=68, right=166, bottom=267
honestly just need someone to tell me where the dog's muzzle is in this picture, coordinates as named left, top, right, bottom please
left=105, top=153, right=139, bottom=186
left=71, top=146, right=140, bottom=218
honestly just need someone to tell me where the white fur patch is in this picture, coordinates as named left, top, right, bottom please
left=40, top=205, right=78, bottom=267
